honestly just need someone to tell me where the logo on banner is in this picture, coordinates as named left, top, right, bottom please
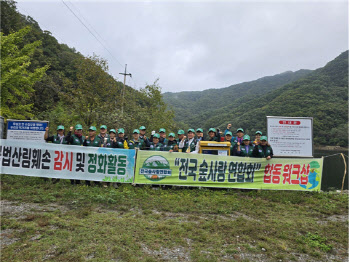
left=299, top=161, right=321, bottom=190
left=139, top=155, right=172, bottom=181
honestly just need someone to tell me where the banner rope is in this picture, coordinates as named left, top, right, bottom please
left=341, top=153, right=347, bottom=194
left=323, top=153, right=348, bottom=158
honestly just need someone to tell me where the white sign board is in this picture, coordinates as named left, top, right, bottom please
left=7, top=120, right=48, bottom=142
left=267, top=116, right=313, bottom=157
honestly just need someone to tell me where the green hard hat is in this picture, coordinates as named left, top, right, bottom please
left=169, top=133, right=175, bottom=137
left=237, top=128, right=244, bottom=133
left=75, top=124, right=83, bottom=130
left=196, top=128, right=203, bottom=132
left=153, top=133, right=160, bottom=139
left=177, top=129, right=185, bottom=135
left=260, top=136, right=268, bottom=141
left=208, top=128, right=216, bottom=133
left=255, top=130, right=262, bottom=135
left=133, top=129, right=140, bottom=134
left=100, top=125, right=107, bottom=129
left=118, top=128, right=125, bottom=134
left=139, top=126, right=146, bottom=130
left=188, top=129, right=195, bottom=133
left=109, top=129, right=116, bottom=134
left=243, top=135, right=251, bottom=141
left=89, top=126, right=97, bottom=131
left=226, top=131, right=233, bottom=136
left=159, top=128, right=166, bottom=133
left=57, top=125, right=64, bottom=130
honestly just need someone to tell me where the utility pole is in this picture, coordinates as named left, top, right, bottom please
left=119, top=64, right=132, bottom=115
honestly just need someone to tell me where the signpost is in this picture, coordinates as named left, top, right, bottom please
left=6, top=119, right=48, bottom=142
left=267, top=116, right=313, bottom=157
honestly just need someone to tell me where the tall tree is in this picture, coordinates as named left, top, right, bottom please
left=0, top=26, right=49, bottom=119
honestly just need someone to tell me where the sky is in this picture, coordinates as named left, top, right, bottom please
left=16, top=0, right=349, bottom=93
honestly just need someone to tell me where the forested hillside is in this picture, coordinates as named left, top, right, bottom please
left=163, top=69, right=312, bottom=122
left=165, top=51, right=349, bottom=146
left=0, top=0, right=177, bottom=136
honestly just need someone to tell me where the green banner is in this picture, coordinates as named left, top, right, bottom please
left=135, top=151, right=323, bottom=191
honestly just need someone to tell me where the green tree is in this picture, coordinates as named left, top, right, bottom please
left=0, top=26, right=49, bottom=119
left=61, top=54, right=119, bottom=127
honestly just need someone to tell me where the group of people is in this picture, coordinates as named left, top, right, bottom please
left=44, top=123, right=273, bottom=159
left=45, top=123, right=273, bottom=186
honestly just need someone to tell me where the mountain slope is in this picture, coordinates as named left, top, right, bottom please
left=193, top=51, right=349, bottom=146
left=163, top=69, right=312, bottom=123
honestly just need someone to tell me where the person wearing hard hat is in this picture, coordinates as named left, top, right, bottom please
left=159, top=128, right=168, bottom=145
left=98, top=125, right=110, bottom=146
left=83, top=126, right=101, bottom=147
left=149, top=133, right=164, bottom=151
left=252, top=131, right=263, bottom=146
left=179, top=129, right=200, bottom=153
left=44, top=125, right=68, bottom=144
left=164, top=133, right=178, bottom=152
left=237, top=135, right=254, bottom=157
left=253, top=136, right=274, bottom=160
left=128, top=129, right=145, bottom=149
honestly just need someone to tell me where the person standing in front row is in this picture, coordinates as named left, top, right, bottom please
left=44, top=125, right=68, bottom=183
left=83, top=126, right=101, bottom=186
left=128, top=129, right=145, bottom=150
left=149, top=133, right=164, bottom=151
left=237, top=135, right=254, bottom=157
left=164, top=133, right=178, bottom=152
left=44, top=125, right=68, bottom=144
left=179, top=129, right=199, bottom=153
left=66, top=124, right=85, bottom=185
left=98, top=125, right=110, bottom=146
left=253, top=136, right=273, bottom=160
left=252, top=131, right=263, bottom=146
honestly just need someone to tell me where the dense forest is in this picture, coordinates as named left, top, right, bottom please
left=164, top=52, right=349, bottom=147
left=0, top=0, right=177, bottom=136
left=1, top=0, right=348, bottom=146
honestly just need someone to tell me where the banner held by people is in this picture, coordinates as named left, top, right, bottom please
left=134, top=151, right=323, bottom=191
left=0, top=139, right=136, bottom=183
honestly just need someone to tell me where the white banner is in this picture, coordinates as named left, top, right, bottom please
left=0, top=140, right=136, bottom=183
left=267, top=116, right=313, bottom=157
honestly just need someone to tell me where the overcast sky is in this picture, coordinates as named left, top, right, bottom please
left=16, top=0, right=348, bottom=93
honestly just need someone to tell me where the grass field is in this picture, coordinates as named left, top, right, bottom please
left=1, top=174, right=348, bottom=262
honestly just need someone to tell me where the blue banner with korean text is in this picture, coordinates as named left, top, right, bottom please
left=0, top=139, right=135, bottom=183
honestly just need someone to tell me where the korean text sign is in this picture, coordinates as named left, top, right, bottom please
left=7, top=120, right=48, bottom=142
left=267, top=116, right=313, bottom=157
left=0, top=139, right=135, bottom=183
left=134, top=151, right=323, bottom=191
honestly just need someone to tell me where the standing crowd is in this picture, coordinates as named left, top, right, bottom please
left=45, top=123, right=273, bottom=159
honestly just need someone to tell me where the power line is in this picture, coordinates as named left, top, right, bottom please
left=61, top=0, right=125, bottom=69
